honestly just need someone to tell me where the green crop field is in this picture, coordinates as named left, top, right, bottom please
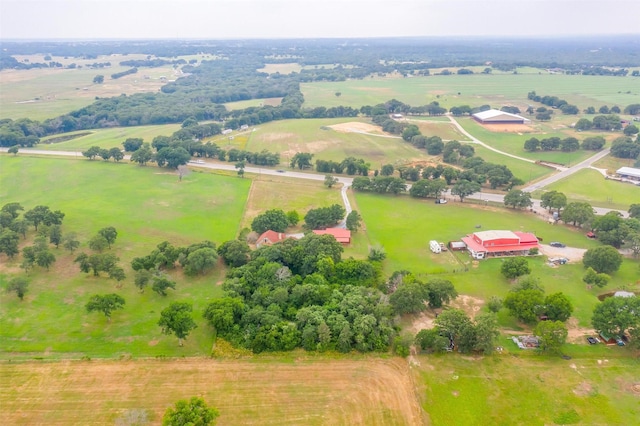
left=301, top=73, right=640, bottom=111
left=0, top=157, right=250, bottom=359
left=541, top=168, right=640, bottom=211
left=38, top=124, right=182, bottom=151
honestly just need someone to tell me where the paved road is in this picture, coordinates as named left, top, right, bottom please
left=522, top=148, right=612, bottom=192
left=1, top=147, right=627, bottom=217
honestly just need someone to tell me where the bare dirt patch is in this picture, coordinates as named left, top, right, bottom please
left=328, top=122, right=387, bottom=134
left=565, top=317, right=596, bottom=344
left=450, top=295, right=485, bottom=319
left=0, top=357, right=426, bottom=425
left=573, top=381, right=593, bottom=396
left=480, top=123, right=535, bottom=133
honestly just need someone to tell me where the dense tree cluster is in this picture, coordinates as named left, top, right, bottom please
left=503, top=277, right=573, bottom=324
left=523, top=136, right=581, bottom=152
left=315, top=157, right=370, bottom=176
left=131, top=240, right=219, bottom=277
left=352, top=176, right=407, bottom=194
left=610, top=136, right=640, bottom=159
left=527, top=91, right=579, bottom=114
left=591, top=211, right=640, bottom=249
left=203, top=234, right=396, bottom=353
left=416, top=310, right=499, bottom=355
left=111, top=67, right=138, bottom=79
left=304, top=204, right=345, bottom=229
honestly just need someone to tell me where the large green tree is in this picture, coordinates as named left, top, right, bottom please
left=158, top=302, right=198, bottom=346
left=425, top=278, right=458, bottom=308
left=162, top=396, right=219, bottom=426
left=503, top=189, right=533, bottom=209
left=504, top=288, right=545, bottom=324
left=540, top=190, right=567, bottom=213
left=544, top=292, right=573, bottom=322
left=500, top=257, right=531, bottom=280
left=345, top=210, right=362, bottom=232
left=534, top=320, right=568, bottom=354
left=451, top=180, right=481, bottom=202
left=217, top=240, right=250, bottom=267
left=592, top=296, right=640, bottom=337
left=86, top=293, right=125, bottom=322
left=389, top=278, right=430, bottom=314
left=251, top=209, right=289, bottom=234
left=583, top=245, right=623, bottom=274
left=98, top=226, right=118, bottom=249
left=562, top=202, right=595, bottom=227
left=0, top=229, right=20, bottom=258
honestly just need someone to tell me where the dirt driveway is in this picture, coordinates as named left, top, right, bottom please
left=538, top=244, right=586, bottom=262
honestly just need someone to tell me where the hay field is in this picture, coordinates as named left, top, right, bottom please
left=0, top=357, right=425, bottom=426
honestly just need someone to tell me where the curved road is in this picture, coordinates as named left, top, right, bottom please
left=0, top=147, right=628, bottom=218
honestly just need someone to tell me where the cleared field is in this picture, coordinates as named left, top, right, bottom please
left=409, top=120, right=467, bottom=141
left=241, top=175, right=344, bottom=229
left=38, top=124, right=182, bottom=150
left=257, top=63, right=304, bottom=74
left=223, top=97, right=282, bottom=110
left=0, top=157, right=250, bottom=358
left=237, top=118, right=429, bottom=166
left=301, top=73, right=640, bottom=110
left=0, top=357, right=424, bottom=426
left=541, top=168, right=640, bottom=211
left=0, top=54, right=181, bottom=121
left=417, top=352, right=640, bottom=426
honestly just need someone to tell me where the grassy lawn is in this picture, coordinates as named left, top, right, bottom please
left=411, top=120, right=468, bottom=141
left=301, top=73, right=640, bottom=110
left=416, top=351, right=640, bottom=426
left=355, top=192, right=640, bottom=326
left=541, top=168, right=640, bottom=211
left=0, top=157, right=250, bottom=359
left=38, top=124, right=182, bottom=151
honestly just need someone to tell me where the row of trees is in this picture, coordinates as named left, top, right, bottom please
left=524, top=136, right=590, bottom=152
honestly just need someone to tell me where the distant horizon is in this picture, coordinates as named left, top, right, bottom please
left=3, top=33, right=639, bottom=43
left=2, top=0, right=639, bottom=40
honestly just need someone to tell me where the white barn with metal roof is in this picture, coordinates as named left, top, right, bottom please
left=616, top=167, right=640, bottom=181
left=472, top=109, right=530, bottom=124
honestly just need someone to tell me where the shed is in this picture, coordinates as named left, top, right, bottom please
left=312, top=228, right=351, bottom=244
left=448, top=241, right=467, bottom=251
left=616, top=167, right=640, bottom=181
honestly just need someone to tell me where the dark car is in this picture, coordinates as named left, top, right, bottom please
left=550, top=242, right=566, bottom=248
left=586, top=336, right=598, bottom=345
left=276, top=169, right=286, bottom=173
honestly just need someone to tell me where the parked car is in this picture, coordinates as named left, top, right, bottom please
left=586, top=336, right=598, bottom=345
left=616, top=338, right=626, bottom=346
left=550, top=242, right=566, bottom=248
left=435, top=199, right=447, bottom=204
left=276, top=169, right=286, bottom=173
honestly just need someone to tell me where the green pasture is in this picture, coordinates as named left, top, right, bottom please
left=301, top=73, right=640, bottom=111
left=355, top=192, right=639, bottom=326
left=456, top=117, right=594, bottom=166
left=417, top=353, right=640, bottom=426
left=0, top=61, right=175, bottom=121
left=233, top=118, right=428, bottom=167
left=223, top=97, right=283, bottom=110
left=38, top=124, right=182, bottom=151
left=411, top=120, right=467, bottom=141
left=0, top=157, right=250, bottom=359
left=541, top=168, right=640, bottom=211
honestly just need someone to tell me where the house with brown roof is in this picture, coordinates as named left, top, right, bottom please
left=312, top=228, right=351, bottom=244
left=256, top=230, right=289, bottom=248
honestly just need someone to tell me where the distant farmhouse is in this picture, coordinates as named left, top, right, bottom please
left=256, top=230, right=290, bottom=248
left=461, top=230, right=539, bottom=260
left=616, top=167, right=640, bottom=182
left=472, top=109, right=530, bottom=124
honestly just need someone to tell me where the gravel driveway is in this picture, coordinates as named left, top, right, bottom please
left=538, top=244, right=587, bottom=262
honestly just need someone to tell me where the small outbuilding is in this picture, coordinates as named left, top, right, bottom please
left=448, top=241, right=467, bottom=251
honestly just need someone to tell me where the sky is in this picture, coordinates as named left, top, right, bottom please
left=1, top=0, right=639, bottom=40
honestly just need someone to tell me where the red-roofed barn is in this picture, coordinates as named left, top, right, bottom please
left=461, top=230, right=538, bottom=259
left=312, top=228, right=351, bottom=244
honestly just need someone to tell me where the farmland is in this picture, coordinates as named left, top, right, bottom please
left=301, top=72, right=640, bottom=111
left=3, top=37, right=640, bottom=426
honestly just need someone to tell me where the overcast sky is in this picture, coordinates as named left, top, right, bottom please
left=2, top=0, right=639, bottom=40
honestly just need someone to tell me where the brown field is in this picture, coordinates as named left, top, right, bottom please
left=0, top=357, right=426, bottom=426
left=479, top=123, right=535, bottom=133
left=328, top=121, right=391, bottom=135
